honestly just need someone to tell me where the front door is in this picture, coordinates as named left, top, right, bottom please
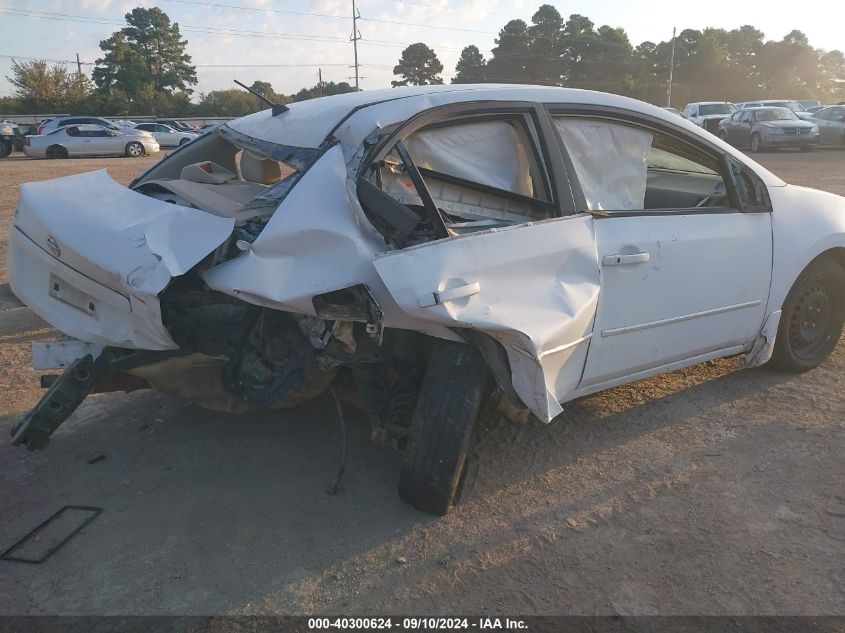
left=547, top=113, right=773, bottom=393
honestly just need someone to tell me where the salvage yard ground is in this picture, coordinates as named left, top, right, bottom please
left=0, top=150, right=843, bottom=615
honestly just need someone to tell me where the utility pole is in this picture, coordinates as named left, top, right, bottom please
left=318, top=68, right=323, bottom=96
left=350, top=0, right=361, bottom=90
left=666, top=27, right=676, bottom=107
left=76, top=53, right=82, bottom=76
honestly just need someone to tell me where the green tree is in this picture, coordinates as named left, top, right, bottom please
left=197, top=89, right=263, bottom=116
left=452, top=45, right=486, bottom=83
left=486, top=20, right=531, bottom=82
left=291, top=80, right=356, bottom=101
left=527, top=5, right=563, bottom=85
left=93, top=7, right=196, bottom=102
left=392, top=43, right=444, bottom=86
left=6, top=60, right=72, bottom=111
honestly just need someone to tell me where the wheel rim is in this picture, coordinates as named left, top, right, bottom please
left=129, top=143, right=142, bottom=156
left=787, top=279, right=837, bottom=360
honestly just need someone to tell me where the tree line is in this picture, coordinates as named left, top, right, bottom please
left=3, top=5, right=843, bottom=118
left=395, top=5, right=845, bottom=105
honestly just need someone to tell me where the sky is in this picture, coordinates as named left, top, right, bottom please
left=0, top=0, right=843, bottom=99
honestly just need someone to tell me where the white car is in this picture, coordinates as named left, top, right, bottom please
left=22, top=124, right=159, bottom=158
left=682, top=101, right=737, bottom=133
left=133, top=122, right=197, bottom=147
left=9, top=85, right=845, bottom=514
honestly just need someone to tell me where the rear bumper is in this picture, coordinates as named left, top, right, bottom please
left=8, top=226, right=178, bottom=349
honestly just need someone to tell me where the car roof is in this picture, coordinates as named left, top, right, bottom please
left=688, top=101, right=733, bottom=106
left=230, top=84, right=729, bottom=149
left=224, top=84, right=785, bottom=188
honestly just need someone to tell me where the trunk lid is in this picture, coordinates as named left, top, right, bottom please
left=10, top=170, right=235, bottom=349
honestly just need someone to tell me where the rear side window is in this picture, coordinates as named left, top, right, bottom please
left=360, top=112, right=554, bottom=247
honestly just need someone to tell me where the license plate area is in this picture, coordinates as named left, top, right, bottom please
left=49, top=273, right=98, bottom=318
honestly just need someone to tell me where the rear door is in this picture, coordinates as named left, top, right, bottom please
left=367, top=104, right=600, bottom=421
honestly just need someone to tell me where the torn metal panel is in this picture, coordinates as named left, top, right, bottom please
left=373, top=214, right=600, bottom=421
left=200, top=145, right=463, bottom=343
left=744, top=310, right=782, bottom=368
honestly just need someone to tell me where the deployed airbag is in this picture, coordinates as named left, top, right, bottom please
left=553, top=118, right=651, bottom=211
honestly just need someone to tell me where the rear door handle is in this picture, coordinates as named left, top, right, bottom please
left=602, top=252, right=650, bottom=266
left=418, top=282, right=480, bottom=307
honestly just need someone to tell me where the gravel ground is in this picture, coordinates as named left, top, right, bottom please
left=0, top=148, right=842, bottom=617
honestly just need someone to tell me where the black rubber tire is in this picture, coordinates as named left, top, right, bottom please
left=125, top=141, right=144, bottom=158
left=179, top=137, right=190, bottom=146
left=46, top=145, right=67, bottom=159
left=398, top=341, right=487, bottom=515
left=771, top=257, right=845, bottom=372
left=0, top=141, right=11, bottom=158
left=750, top=134, right=763, bottom=153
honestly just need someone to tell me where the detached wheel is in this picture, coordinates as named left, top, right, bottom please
left=771, top=258, right=845, bottom=372
left=125, top=141, right=144, bottom=158
left=750, top=133, right=763, bottom=153
left=398, top=341, right=487, bottom=515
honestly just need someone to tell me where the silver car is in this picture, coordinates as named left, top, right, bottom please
left=808, top=105, right=845, bottom=146
left=23, top=124, right=160, bottom=159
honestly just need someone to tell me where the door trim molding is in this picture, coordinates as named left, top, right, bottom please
left=601, top=300, right=762, bottom=337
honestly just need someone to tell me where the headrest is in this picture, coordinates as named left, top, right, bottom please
left=240, top=150, right=282, bottom=185
left=180, top=161, right=236, bottom=184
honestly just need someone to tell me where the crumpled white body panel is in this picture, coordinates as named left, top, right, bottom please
left=373, top=215, right=601, bottom=421
left=201, top=145, right=462, bottom=341
left=9, top=170, right=234, bottom=349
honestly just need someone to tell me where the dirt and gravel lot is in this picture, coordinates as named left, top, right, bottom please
left=0, top=149, right=843, bottom=617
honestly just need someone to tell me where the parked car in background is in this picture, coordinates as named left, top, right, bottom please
left=797, top=99, right=821, bottom=112
left=718, top=107, right=818, bottom=152
left=134, top=122, right=197, bottom=147
left=736, top=100, right=814, bottom=120
left=808, top=105, right=845, bottom=146
left=23, top=124, right=159, bottom=158
left=0, top=120, right=23, bottom=157
left=11, top=84, right=845, bottom=514
left=37, top=116, right=122, bottom=136
left=682, top=102, right=736, bottom=133
left=156, top=119, right=198, bottom=132
left=109, top=119, right=138, bottom=129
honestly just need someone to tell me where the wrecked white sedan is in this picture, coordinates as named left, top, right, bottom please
left=9, top=85, right=845, bottom=514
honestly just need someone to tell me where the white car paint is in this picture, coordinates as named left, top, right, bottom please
left=9, top=85, right=845, bottom=423
left=23, top=124, right=159, bottom=158
left=9, top=170, right=233, bottom=348
left=133, top=123, right=197, bottom=147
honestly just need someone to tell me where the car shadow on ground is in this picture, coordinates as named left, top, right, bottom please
left=0, top=350, right=802, bottom=615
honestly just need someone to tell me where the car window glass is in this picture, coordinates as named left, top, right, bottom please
left=65, top=126, right=80, bottom=137
left=157, top=124, right=171, bottom=132
left=554, top=117, right=727, bottom=212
